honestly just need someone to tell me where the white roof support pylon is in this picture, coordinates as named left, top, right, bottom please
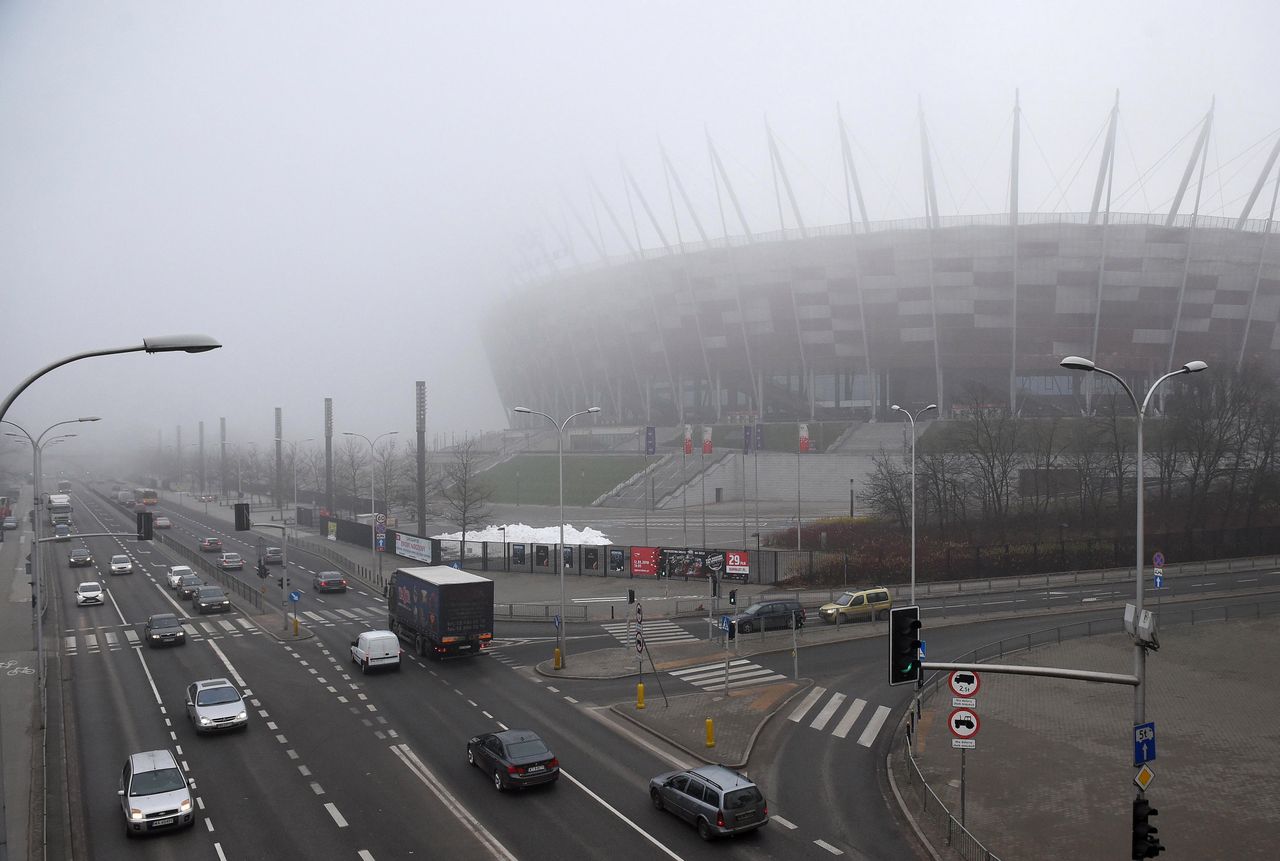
left=1165, top=103, right=1215, bottom=226
left=1235, top=133, right=1280, bottom=230
left=1089, top=92, right=1121, bottom=225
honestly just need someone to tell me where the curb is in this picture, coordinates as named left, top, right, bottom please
left=885, top=724, right=943, bottom=861
left=245, top=613, right=315, bottom=642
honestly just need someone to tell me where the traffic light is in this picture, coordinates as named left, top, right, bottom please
left=627, top=589, right=636, bottom=604
left=234, top=503, right=251, bottom=531
left=136, top=511, right=153, bottom=541
left=1132, top=796, right=1163, bottom=859
left=729, top=589, right=737, bottom=606
left=710, top=578, right=719, bottom=597
left=256, top=559, right=268, bottom=579
left=888, top=606, right=922, bottom=686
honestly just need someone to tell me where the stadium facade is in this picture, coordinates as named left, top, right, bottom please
left=487, top=104, right=1280, bottom=427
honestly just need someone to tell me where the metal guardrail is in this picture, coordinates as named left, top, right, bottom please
left=898, top=597, right=1280, bottom=860
left=155, top=533, right=264, bottom=613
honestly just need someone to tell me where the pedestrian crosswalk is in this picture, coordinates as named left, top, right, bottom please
left=668, top=658, right=787, bottom=691
left=786, top=686, right=893, bottom=747
left=298, top=605, right=385, bottom=627
left=64, top=617, right=261, bottom=655
left=602, top=619, right=698, bottom=647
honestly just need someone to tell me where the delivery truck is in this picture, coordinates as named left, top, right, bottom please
left=387, top=566, right=494, bottom=658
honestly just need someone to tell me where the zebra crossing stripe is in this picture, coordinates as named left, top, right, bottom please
left=85, top=634, right=98, bottom=649
left=200, top=622, right=217, bottom=634
left=810, top=692, right=847, bottom=731
left=182, top=624, right=199, bottom=637
left=303, top=611, right=325, bottom=622
left=104, top=632, right=119, bottom=647
left=831, top=699, right=867, bottom=739
left=237, top=619, right=254, bottom=630
left=218, top=620, right=237, bottom=632
left=788, top=687, right=827, bottom=723
left=670, top=659, right=751, bottom=677
left=335, top=609, right=358, bottom=619
left=857, top=705, right=892, bottom=747
left=123, top=629, right=140, bottom=644
left=64, top=636, right=76, bottom=653
left=723, top=674, right=786, bottom=689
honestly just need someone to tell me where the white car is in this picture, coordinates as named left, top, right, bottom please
left=109, top=554, right=134, bottom=575
left=153, top=515, right=172, bottom=529
left=76, top=581, right=105, bottom=606
left=166, top=565, right=195, bottom=589
left=350, top=630, right=402, bottom=674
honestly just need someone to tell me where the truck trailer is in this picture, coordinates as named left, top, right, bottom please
left=387, top=566, right=494, bottom=658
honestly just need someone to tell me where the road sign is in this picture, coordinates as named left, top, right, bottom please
left=1134, top=722, right=1157, bottom=765
left=952, top=738, right=975, bottom=749
left=1152, top=551, right=1165, bottom=567
left=375, top=523, right=386, bottom=535
left=1153, top=572, right=1164, bottom=589
left=949, top=670, right=980, bottom=698
left=636, top=604, right=643, bottom=622
left=553, top=614, right=561, bottom=630
left=375, top=534, right=387, bottom=551
left=375, top=513, right=386, bottom=524
left=919, top=639, right=926, bottom=659
left=951, top=697, right=976, bottom=709
left=635, top=634, right=645, bottom=654
left=288, top=590, right=301, bottom=603
left=719, top=615, right=731, bottom=632
left=948, top=708, right=979, bottom=739
left=1134, top=764, right=1155, bottom=791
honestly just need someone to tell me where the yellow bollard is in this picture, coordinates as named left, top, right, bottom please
left=292, top=617, right=299, bottom=637
left=637, top=682, right=646, bottom=710
left=706, top=718, right=715, bottom=748
left=554, top=647, right=563, bottom=670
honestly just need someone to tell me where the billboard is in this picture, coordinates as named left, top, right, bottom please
left=724, top=550, right=750, bottom=582
left=660, top=548, right=726, bottom=580
left=394, top=532, right=433, bottom=564
left=631, top=546, right=659, bottom=576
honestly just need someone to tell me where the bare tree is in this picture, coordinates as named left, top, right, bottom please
left=859, top=448, right=911, bottom=531
left=373, top=438, right=407, bottom=517
left=300, top=446, right=326, bottom=500
left=954, top=389, right=1021, bottom=533
left=1063, top=417, right=1110, bottom=528
left=435, top=439, right=494, bottom=554
left=336, top=436, right=368, bottom=516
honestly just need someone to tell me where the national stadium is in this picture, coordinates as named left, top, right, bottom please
left=486, top=102, right=1280, bottom=429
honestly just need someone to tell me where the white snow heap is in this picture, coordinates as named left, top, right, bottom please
left=432, top=523, right=611, bottom=545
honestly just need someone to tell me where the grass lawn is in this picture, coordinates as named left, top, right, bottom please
left=485, top=454, right=651, bottom=506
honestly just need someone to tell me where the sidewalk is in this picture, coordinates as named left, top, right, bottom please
left=0, top=487, right=35, bottom=861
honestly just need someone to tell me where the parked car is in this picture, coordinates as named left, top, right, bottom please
left=166, top=565, right=195, bottom=589
left=118, top=749, right=195, bottom=835
left=153, top=515, right=172, bottom=529
left=217, top=552, right=243, bottom=570
left=185, top=678, right=248, bottom=733
left=68, top=547, right=94, bottom=567
left=649, top=764, right=769, bottom=840
left=53, top=524, right=72, bottom=541
left=263, top=547, right=283, bottom=565
left=176, top=574, right=204, bottom=600
left=350, top=630, right=401, bottom=673
left=313, top=571, right=348, bottom=593
left=191, top=586, right=231, bottom=614
left=2, top=516, right=17, bottom=530
left=466, top=729, right=559, bottom=791
left=109, top=554, right=134, bottom=575
left=729, top=599, right=805, bottom=634
left=817, top=588, right=892, bottom=624
left=75, top=581, right=105, bottom=606
left=198, top=537, right=222, bottom=552
left=144, top=613, right=186, bottom=647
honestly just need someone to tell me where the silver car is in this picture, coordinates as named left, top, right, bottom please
left=166, top=565, right=194, bottom=589
left=109, top=554, right=134, bottom=575
left=118, top=749, right=195, bottom=836
left=75, top=581, right=105, bottom=606
left=649, top=764, right=769, bottom=840
left=186, top=678, right=248, bottom=734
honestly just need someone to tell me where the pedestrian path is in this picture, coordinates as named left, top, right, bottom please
left=297, top=605, right=386, bottom=627
left=785, top=685, right=893, bottom=747
left=667, top=658, right=787, bottom=691
left=63, top=617, right=261, bottom=654
left=602, top=619, right=698, bottom=647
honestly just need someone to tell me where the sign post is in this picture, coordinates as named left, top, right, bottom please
left=288, top=589, right=301, bottom=637
left=948, top=681, right=981, bottom=828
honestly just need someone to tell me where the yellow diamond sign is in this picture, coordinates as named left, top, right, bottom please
left=1134, top=764, right=1155, bottom=791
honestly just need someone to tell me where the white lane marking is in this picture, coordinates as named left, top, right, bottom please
left=669, top=659, right=752, bottom=676
left=208, top=640, right=248, bottom=688
left=358, top=852, right=375, bottom=861
left=134, top=648, right=164, bottom=706
left=215, top=842, right=227, bottom=860
left=772, top=815, right=797, bottom=829
left=831, top=699, right=867, bottom=740
left=857, top=705, right=892, bottom=747
left=310, top=782, right=324, bottom=795
left=815, top=838, right=844, bottom=854
left=564, top=696, right=578, bottom=704
left=582, top=707, right=690, bottom=770
left=324, top=802, right=348, bottom=828
left=810, top=693, right=847, bottom=731
left=561, top=769, right=685, bottom=861
left=788, top=687, right=827, bottom=723
left=391, top=744, right=516, bottom=861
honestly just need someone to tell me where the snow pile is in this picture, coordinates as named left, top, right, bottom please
left=432, top=523, right=612, bottom=545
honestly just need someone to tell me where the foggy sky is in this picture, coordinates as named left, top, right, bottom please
left=2, top=1, right=1276, bottom=467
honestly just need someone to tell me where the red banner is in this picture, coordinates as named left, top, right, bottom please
left=702, top=426, right=713, bottom=455
left=799, top=423, right=811, bottom=453
left=683, top=424, right=693, bottom=455
left=630, top=546, right=659, bottom=577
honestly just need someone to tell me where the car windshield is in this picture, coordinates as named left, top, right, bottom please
left=79, top=584, right=101, bottom=594
left=834, top=593, right=855, bottom=607
left=505, top=739, right=550, bottom=759
left=180, top=576, right=201, bottom=586
left=150, top=615, right=179, bottom=628
left=198, top=588, right=225, bottom=598
left=724, top=787, right=763, bottom=809
left=224, top=554, right=240, bottom=561
left=743, top=603, right=765, bottom=615
left=111, top=556, right=128, bottom=564
left=171, top=567, right=192, bottom=576
left=196, top=686, right=240, bottom=706
left=130, top=766, right=186, bottom=797
left=72, top=550, right=89, bottom=557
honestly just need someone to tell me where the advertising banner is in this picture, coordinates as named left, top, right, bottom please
left=512, top=544, right=526, bottom=566
left=702, top=426, right=713, bottom=455
left=644, top=426, right=657, bottom=456
left=608, top=547, right=626, bottom=572
left=683, top=424, right=693, bottom=456
left=535, top=545, right=550, bottom=567
left=631, top=546, right=659, bottom=576
left=724, top=550, right=750, bottom=581
left=660, top=548, right=726, bottom=580
left=326, top=522, right=337, bottom=541
left=394, top=532, right=433, bottom=564
left=585, top=547, right=600, bottom=570
left=799, top=423, right=811, bottom=453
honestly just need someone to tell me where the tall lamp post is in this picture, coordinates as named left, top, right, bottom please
left=2, top=417, right=100, bottom=689
left=1060, top=355, right=1206, bottom=764
left=891, top=403, right=936, bottom=604
left=513, top=405, right=600, bottom=668
left=342, top=431, right=398, bottom=582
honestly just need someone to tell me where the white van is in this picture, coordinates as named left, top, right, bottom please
left=350, top=630, right=402, bottom=674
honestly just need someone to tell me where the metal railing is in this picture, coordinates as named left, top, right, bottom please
left=155, top=532, right=263, bottom=613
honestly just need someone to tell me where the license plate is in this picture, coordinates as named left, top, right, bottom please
left=526, top=765, right=544, bottom=773
left=152, top=817, right=175, bottom=827
left=458, top=644, right=473, bottom=650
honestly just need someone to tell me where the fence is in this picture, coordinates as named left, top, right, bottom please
left=155, top=532, right=264, bottom=613
left=896, top=597, right=1280, bottom=860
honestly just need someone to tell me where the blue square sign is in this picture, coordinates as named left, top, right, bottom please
left=1134, top=722, right=1156, bottom=765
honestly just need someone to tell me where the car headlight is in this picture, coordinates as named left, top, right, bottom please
left=236, top=711, right=247, bottom=721
left=200, top=717, right=212, bottom=726
left=130, top=808, right=144, bottom=820
left=180, top=798, right=191, bottom=812
left=150, top=634, right=160, bottom=639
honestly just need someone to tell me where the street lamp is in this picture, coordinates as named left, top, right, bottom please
left=1059, top=355, right=1206, bottom=756
left=891, top=403, right=937, bottom=605
left=513, top=405, right=600, bottom=668
left=342, top=431, right=398, bottom=583
left=1, top=417, right=100, bottom=689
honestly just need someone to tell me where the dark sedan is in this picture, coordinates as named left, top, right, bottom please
left=192, top=586, right=231, bottom=614
left=143, top=613, right=186, bottom=647
left=466, top=730, right=559, bottom=791
left=312, top=572, right=348, bottom=593
left=199, top=537, right=222, bottom=552
left=68, top=547, right=94, bottom=567
left=176, top=574, right=204, bottom=600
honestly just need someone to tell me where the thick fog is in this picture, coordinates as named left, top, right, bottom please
left=2, top=1, right=1276, bottom=474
